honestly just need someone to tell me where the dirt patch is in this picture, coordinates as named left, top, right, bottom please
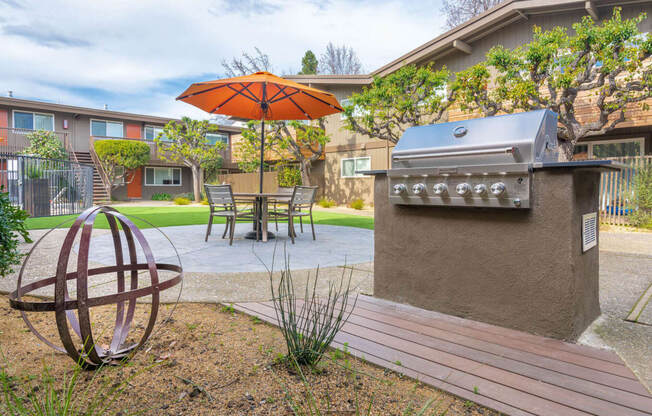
left=1, top=295, right=497, bottom=415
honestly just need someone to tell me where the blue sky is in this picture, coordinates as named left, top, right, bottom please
left=1, top=0, right=446, bottom=119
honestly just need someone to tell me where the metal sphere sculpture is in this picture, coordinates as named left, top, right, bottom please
left=9, top=206, right=183, bottom=369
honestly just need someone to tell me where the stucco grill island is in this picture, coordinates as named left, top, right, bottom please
left=362, top=110, right=622, bottom=340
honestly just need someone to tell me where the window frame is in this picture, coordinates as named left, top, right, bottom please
left=90, top=118, right=124, bottom=138
left=206, top=132, right=229, bottom=146
left=12, top=110, right=55, bottom=132
left=341, top=156, right=371, bottom=178
left=575, top=137, right=645, bottom=159
left=144, top=166, right=182, bottom=187
left=144, top=125, right=168, bottom=141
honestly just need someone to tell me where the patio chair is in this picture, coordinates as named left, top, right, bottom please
left=272, top=187, right=294, bottom=231
left=269, top=186, right=318, bottom=244
left=204, top=184, right=253, bottom=245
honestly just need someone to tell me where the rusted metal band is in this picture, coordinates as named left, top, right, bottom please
left=9, top=205, right=183, bottom=369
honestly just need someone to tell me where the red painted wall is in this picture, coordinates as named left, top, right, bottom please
left=125, top=123, right=141, bottom=139
left=127, top=167, right=142, bottom=199
left=125, top=123, right=142, bottom=198
left=0, top=109, right=8, bottom=146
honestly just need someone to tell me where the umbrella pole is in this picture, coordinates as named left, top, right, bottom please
left=259, top=117, right=265, bottom=194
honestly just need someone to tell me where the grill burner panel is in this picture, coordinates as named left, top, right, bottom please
left=388, top=110, right=558, bottom=209
left=389, top=171, right=530, bottom=208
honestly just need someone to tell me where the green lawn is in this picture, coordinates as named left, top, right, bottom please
left=24, top=206, right=374, bottom=230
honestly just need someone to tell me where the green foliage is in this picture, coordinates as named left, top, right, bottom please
left=349, top=198, right=364, bottom=210
left=21, top=130, right=68, bottom=161
left=278, top=166, right=302, bottom=188
left=151, top=192, right=172, bottom=201
left=94, top=139, right=150, bottom=200
left=299, top=50, right=319, bottom=74
left=173, top=197, right=191, bottom=205
left=237, top=119, right=330, bottom=186
left=629, top=166, right=652, bottom=228
left=0, top=187, right=31, bottom=277
left=453, top=7, right=651, bottom=159
left=271, top=254, right=356, bottom=367
left=157, top=117, right=224, bottom=202
left=343, top=64, right=453, bottom=144
left=318, top=198, right=336, bottom=208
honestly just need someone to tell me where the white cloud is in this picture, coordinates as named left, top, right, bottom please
left=0, top=0, right=445, bottom=119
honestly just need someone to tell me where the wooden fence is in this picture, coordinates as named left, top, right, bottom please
left=214, top=171, right=279, bottom=193
left=599, top=155, right=651, bottom=225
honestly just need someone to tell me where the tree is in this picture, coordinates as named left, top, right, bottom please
left=221, top=47, right=272, bottom=77
left=94, top=140, right=150, bottom=201
left=454, top=8, right=652, bottom=160
left=21, top=130, right=68, bottom=160
left=0, top=187, right=31, bottom=278
left=441, top=0, right=504, bottom=29
left=299, top=50, right=318, bottom=74
left=236, top=119, right=330, bottom=185
left=156, top=117, right=225, bottom=202
left=629, top=166, right=652, bottom=228
left=342, top=64, right=454, bottom=144
left=319, top=43, right=363, bottom=75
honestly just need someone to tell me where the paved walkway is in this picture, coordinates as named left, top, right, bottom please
left=579, top=231, right=652, bottom=390
left=235, top=295, right=652, bottom=416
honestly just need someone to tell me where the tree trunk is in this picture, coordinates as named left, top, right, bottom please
left=558, top=140, right=574, bottom=162
left=300, top=160, right=311, bottom=186
left=191, top=164, right=201, bottom=203
left=199, top=168, right=205, bottom=200
left=105, top=182, right=112, bottom=203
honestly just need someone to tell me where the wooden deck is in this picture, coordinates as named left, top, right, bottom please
left=233, top=295, right=652, bottom=416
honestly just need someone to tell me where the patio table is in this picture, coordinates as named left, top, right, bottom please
left=233, top=192, right=291, bottom=242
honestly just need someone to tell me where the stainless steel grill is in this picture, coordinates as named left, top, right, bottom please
left=388, top=110, right=559, bottom=209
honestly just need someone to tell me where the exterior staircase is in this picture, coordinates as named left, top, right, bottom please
left=73, top=152, right=109, bottom=204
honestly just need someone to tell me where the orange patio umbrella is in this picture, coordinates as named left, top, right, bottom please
left=176, top=71, right=343, bottom=193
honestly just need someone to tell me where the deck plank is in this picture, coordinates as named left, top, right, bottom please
left=232, top=298, right=652, bottom=416
left=353, top=297, right=636, bottom=380
left=355, top=295, right=623, bottom=364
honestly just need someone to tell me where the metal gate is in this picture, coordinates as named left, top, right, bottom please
left=0, top=154, right=94, bottom=217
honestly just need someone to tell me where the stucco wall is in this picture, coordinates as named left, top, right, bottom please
left=373, top=168, right=601, bottom=341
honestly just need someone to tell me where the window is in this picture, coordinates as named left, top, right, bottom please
left=144, top=167, right=181, bottom=186
left=91, top=119, right=123, bottom=137
left=341, top=157, right=371, bottom=178
left=340, top=98, right=368, bottom=120
left=206, top=133, right=229, bottom=146
left=573, top=138, right=644, bottom=159
left=13, top=111, right=54, bottom=131
left=114, top=166, right=125, bottom=185
left=144, top=125, right=169, bottom=141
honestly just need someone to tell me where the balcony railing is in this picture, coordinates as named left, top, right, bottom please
left=0, top=127, right=71, bottom=155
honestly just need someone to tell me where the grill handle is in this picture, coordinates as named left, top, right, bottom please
left=393, top=146, right=516, bottom=161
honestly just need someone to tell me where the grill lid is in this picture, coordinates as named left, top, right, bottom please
left=392, top=109, right=559, bottom=169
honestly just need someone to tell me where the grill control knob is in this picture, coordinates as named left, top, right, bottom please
left=433, top=183, right=448, bottom=196
left=473, top=184, right=488, bottom=195
left=412, top=183, right=426, bottom=195
left=491, top=182, right=506, bottom=196
left=393, top=184, right=407, bottom=195
left=456, top=183, right=471, bottom=196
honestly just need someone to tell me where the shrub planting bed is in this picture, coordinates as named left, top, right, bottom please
left=0, top=295, right=495, bottom=415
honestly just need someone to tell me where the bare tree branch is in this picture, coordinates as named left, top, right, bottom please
left=319, top=42, right=363, bottom=75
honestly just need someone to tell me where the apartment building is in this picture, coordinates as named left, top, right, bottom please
left=0, top=96, right=241, bottom=202
left=282, top=0, right=652, bottom=205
